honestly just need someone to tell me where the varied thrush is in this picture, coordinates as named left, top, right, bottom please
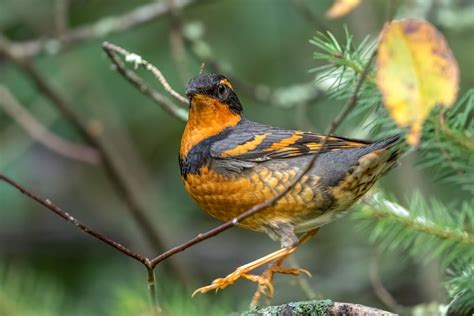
left=179, top=73, right=400, bottom=304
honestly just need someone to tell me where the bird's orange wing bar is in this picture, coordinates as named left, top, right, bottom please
left=214, top=127, right=370, bottom=162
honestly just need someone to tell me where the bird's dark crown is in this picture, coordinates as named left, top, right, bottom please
left=186, top=73, right=243, bottom=114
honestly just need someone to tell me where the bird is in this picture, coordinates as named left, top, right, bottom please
left=179, top=73, right=401, bottom=305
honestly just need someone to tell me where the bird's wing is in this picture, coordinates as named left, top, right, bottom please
left=210, top=120, right=371, bottom=162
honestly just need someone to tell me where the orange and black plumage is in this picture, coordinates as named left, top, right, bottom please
left=179, top=73, right=401, bottom=302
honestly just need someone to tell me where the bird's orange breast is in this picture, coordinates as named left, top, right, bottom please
left=182, top=165, right=326, bottom=231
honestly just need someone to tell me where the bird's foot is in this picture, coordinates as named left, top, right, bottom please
left=192, top=246, right=297, bottom=296
left=250, top=260, right=311, bottom=306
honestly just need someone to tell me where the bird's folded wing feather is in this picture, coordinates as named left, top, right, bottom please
left=210, top=121, right=371, bottom=162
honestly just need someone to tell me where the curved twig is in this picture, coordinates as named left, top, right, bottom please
left=103, top=42, right=188, bottom=104
left=7, top=0, right=196, bottom=58
left=0, top=175, right=148, bottom=265
left=102, top=42, right=188, bottom=121
left=0, top=86, right=100, bottom=164
left=0, top=34, right=171, bottom=263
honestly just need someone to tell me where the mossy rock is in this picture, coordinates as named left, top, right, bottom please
left=240, top=300, right=396, bottom=316
left=241, top=300, right=333, bottom=316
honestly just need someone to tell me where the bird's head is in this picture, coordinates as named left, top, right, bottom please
left=186, top=73, right=243, bottom=114
left=180, top=73, right=243, bottom=158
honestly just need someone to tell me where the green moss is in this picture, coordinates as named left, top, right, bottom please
left=241, top=300, right=334, bottom=316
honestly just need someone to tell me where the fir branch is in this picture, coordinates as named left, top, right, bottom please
left=419, top=89, right=474, bottom=192
left=355, top=192, right=474, bottom=266
left=310, top=29, right=402, bottom=140
left=446, top=263, right=474, bottom=313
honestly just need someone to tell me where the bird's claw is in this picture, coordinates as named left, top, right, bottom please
left=192, top=268, right=250, bottom=296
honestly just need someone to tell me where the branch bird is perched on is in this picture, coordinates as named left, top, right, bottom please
left=180, top=73, right=401, bottom=304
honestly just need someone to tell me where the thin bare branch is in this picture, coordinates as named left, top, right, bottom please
left=146, top=266, right=161, bottom=314
left=7, top=0, right=196, bottom=58
left=168, top=0, right=190, bottom=85
left=369, top=251, right=400, bottom=311
left=0, top=35, right=170, bottom=259
left=55, top=0, right=69, bottom=38
left=0, top=86, right=100, bottom=164
left=102, top=42, right=188, bottom=122
left=0, top=174, right=148, bottom=265
left=0, top=173, right=162, bottom=310
left=103, top=42, right=189, bottom=104
left=287, top=256, right=320, bottom=300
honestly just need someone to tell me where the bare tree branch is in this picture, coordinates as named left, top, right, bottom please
left=369, top=250, right=401, bottom=312
left=0, top=174, right=162, bottom=311
left=105, top=42, right=188, bottom=104
left=0, top=174, right=148, bottom=265
left=102, top=42, right=189, bottom=121
left=54, top=0, right=69, bottom=38
left=168, top=0, right=190, bottom=85
left=0, top=86, right=100, bottom=164
left=7, top=0, right=196, bottom=58
left=0, top=34, right=171, bottom=261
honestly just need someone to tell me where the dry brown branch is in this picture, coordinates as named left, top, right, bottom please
left=287, top=256, right=320, bottom=300
left=168, top=0, right=190, bottom=85
left=369, top=251, right=400, bottom=311
left=0, top=175, right=148, bottom=264
left=0, top=86, right=100, bottom=164
left=7, top=0, right=196, bottom=58
left=0, top=174, right=161, bottom=311
left=107, top=43, right=188, bottom=104
left=55, top=0, right=69, bottom=38
left=102, top=42, right=189, bottom=121
left=0, top=35, right=172, bottom=265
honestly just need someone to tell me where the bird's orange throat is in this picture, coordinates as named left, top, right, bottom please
left=180, top=95, right=241, bottom=158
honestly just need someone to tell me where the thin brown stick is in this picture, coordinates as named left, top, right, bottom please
left=168, top=0, right=189, bottom=85
left=0, top=35, right=170, bottom=259
left=102, top=42, right=188, bottom=122
left=103, top=42, right=188, bottom=104
left=287, top=256, right=319, bottom=300
left=0, top=86, right=100, bottom=164
left=146, top=266, right=161, bottom=314
left=55, top=0, right=69, bottom=38
left=7, top=0, right=196, bottom=58
left=0, top=174, right=162, bottom=311
left=369, top=251, right=399, bottom=311
left=0, top=174, right=148, bottom=265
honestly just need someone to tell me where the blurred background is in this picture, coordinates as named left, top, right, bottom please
left=1, top=0, right=473, bottom=315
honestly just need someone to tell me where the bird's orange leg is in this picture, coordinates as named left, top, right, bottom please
left=192, top=228, right=320, bottom=300
left=250, top=228, right=320, bottom=306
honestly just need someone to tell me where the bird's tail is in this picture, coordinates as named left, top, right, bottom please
left=371, top=134, right=403, bottom=174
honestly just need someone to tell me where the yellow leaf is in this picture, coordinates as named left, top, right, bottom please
left=376, top=19, right=459, bottom=146
left=326, top=0, right=362, bottom=19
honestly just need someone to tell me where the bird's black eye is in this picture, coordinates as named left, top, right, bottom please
left=217, top=84, right=228, bottom=100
